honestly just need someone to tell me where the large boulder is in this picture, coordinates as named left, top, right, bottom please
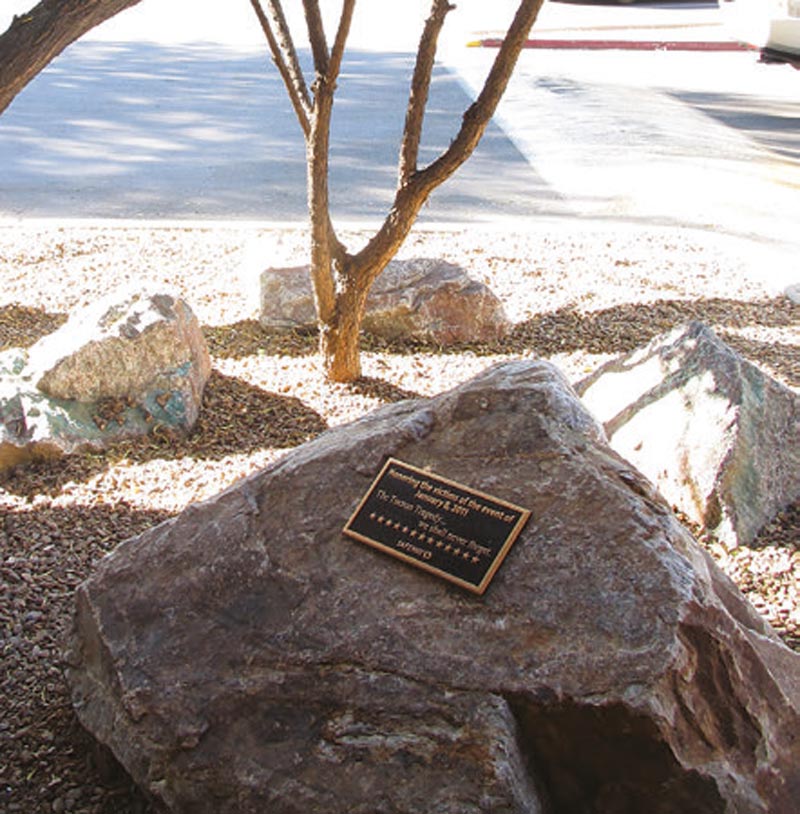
left=65, top=361, right=800, bottom=814
left=0, top=290, right=211, bottom=471
left=577, top=322, right=800, bottom=547
left=260, top=258, right=509, bottom=344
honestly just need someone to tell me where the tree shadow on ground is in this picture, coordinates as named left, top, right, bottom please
left=203, top=320, right=317, bottom=359
left=0, top=304, right=67, bottom=350
left=1, top=501, right=173, bottom=814
left=204, top=320, right=440, bottom=363
left=503, top=297, right=800, bottom=359
left=3, top=296, right=797, bottom=498
left=347, top=376, right=421, bottom=403
left=186, top=370, right=328, bottom=457
left=0, top=370, right=328, bottom=498
left=172, top=298, right=800, bottom=392
left=670, top=90, right=800, bottom=163
left=720, top=333, right=800, bottom=388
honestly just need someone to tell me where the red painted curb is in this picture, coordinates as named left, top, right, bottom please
left=471, top=38, right=757, bottom=52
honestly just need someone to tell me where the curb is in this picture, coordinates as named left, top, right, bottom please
left=470, top=38, right=756, bottom=52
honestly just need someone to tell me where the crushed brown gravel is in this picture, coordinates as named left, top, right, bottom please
left=1, top=222, right=798, bottom=814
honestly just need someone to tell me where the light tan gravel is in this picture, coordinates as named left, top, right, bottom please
left=1, top=220, right=798, bottom=814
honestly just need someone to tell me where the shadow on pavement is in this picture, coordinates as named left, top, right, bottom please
left=670, top=90, right=800, bottom=164
left=0, top=41, right=559, bottom=221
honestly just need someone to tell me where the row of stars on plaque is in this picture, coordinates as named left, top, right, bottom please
left=370, top=512, right=481, bottom=563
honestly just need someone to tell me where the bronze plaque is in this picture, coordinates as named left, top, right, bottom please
left=343, top=458, right=531, bottom=595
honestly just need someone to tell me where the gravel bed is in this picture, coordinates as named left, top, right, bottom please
left=1, top=221, right=798, bottom=814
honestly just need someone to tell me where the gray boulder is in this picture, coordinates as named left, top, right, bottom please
left=577, top=322, right=800, bottom=547
left=65, top=361, right=800, bottom=813
left=0, top=290, right=211, bottom=472
left=260, top=257, right=509, bottom=344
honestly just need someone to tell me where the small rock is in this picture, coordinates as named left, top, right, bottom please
left=260, top=258, right=509, bottom=344
left=30, top=289, right=210, bottom=409
left=0, top=289, right=211, bottom=472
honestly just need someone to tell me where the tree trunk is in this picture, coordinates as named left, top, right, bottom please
left=318, top=275, right=371, bottom=382
left=304, top=15, right=367, bottom=384
left=307, top=78, right=350, bottom=379
left=0, top=0, right=142, bottom=115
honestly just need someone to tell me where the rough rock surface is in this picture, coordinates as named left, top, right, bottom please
left=577, top=322, right=800, bottom=547
left=0, top=290, right=211, bottom=471
left=65, top=361, right=800, bottom=814
left=260, top=257, right=509, bottom=344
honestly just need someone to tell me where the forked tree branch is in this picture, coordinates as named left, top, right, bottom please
left=328, top=0, right=356, bottom=85
left=416, top=0, right=544, bottom=189
left=320, top=0, right=357, bottom=273
left=302, top=0, right=330, bottom=79
left=249, top=0, right=312, bottom=137
left=350, top=0, right=546, bottom=284
left=398, top=0, right=454, bottom=186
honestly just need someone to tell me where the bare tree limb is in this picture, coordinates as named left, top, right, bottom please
left=416, top=0, right=545, bottom=188
left=398, top=0, right=454, bottom=186
left=317, top=0, right=358, bottom=278
left=302, top=0, right=330, bottom=79
left=0, top=0, right=143, bottom=115
left=260, top=0, right=313, bottom=111
left=249, top=0, right=312, bottom=137
left=346, top=186, right=430, bottom=287
left=328, top=0, right=356, bottom=85
left=307, top=90, right=337, bottom=325
left=303, top=0, right=351, bottom=334
left=351, top=0, right=546, bottom=285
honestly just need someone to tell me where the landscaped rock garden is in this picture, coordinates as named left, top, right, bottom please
left=1, top=223, right=797, bottom=813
